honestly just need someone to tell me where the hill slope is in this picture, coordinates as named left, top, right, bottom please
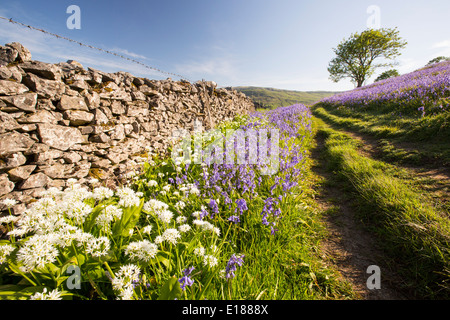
left=234, top=86, right=337, bottom=109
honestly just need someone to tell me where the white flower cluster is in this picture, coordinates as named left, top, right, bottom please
left=143, top=199, right=173, bottom=224
left=0, top=244, right=15, bottom=264
left=193, top=245, right=218, bottom=268
left=178, top=183, right=200, bottom=197
left=95, top=205, right=123, bottom=232
left=116, top=187, right=141, bottom=208
left=125, top=240, right=158, bottom=262
left=111, top=264, right=141, bottom=300
left=193, top=219, right=221, bottom=236
left=30, top=288, right=63, bottom=300
left=1, top=198, right=17, bottom=208
left=147, top=180, right=158, bottom=187
left=162, top=228, right=181, bottom=245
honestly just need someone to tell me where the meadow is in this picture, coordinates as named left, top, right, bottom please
left=0, top=104, right=354, bottom=300
left=313, top=60, right=450, bottom=299
left=1, top=61, right=449, bottom=300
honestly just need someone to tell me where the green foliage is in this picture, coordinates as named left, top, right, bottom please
left=316, top=120, right=450, bottom=298
left=328, top=28, right=407, bottom=87
left=426, top=56, right=450, bottom=66
left=374, top=69, right=400, bottom=82
left=235, top=86, right=337, bottom=108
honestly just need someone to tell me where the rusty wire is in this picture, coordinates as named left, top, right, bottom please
left=0, top=16, right=191, bottom=82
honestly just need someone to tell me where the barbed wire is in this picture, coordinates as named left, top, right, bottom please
left=0, top=16, right=192, bottom=82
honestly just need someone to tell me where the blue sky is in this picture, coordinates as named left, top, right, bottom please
left=1, top=0, right=450, bottom=91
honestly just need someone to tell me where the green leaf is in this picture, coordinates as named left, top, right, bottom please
left=157, top=277, right=182, bottom=300
left=112, top=199, right=144, bottom=238
left=83, top=204, right=108, bottom=233
left=0, top=285, right=46, bottom=300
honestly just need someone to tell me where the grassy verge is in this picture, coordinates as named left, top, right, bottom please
left=315, top=118, right=450, bottom=299
left=0, top=107, right=354, bottom=300
left=313, top=106, right=450, bottom=167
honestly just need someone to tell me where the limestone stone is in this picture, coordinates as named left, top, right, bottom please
left=63, top=110, right=94, bottom=126
left=7, top=165, right=36, bottom=182
left=110, top=124, right=126, bottom=140
left=37, top=123, right=84, bottom=151
left=17, top=109, right=58, bottom=124
left=23, top=73, right=65, bottom=99
left=8, top=66, right=23, bottom=83
left=0, top=66, right=12, bottom=79
left=0, top=79, right=29, bottom=95
left=1, top=93, right=37, bottom=112
left=0, top=132, right=35, bottom=157
left=0, top=174, right=15, bottom=196
left=106, top=152, right=128, bottom=164
left=63, top=152, right=82, bottom=164
left=83, top=91, right=100, bottom=109
left=6, top=42, right=32, bottom=62
left=57, top=94, right=89, bottom=111
left=42, top=163, right=74, bottom=179
left=0, top=46, right=18, bottom=66
left=93, top=108, right=109, bottom=124
left=18, top=172, right=49, bottom=190
left=34, top=149, right=64, bottom=164
left=111, top=100, right=125, bottom=115
left=20, top=61, right=62, bottom=80
left=0, top=111, right=21, bottom=133
left=0, top=153, right=27, bottom=170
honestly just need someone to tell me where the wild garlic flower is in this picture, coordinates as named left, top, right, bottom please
left=203, top=255, right=218, bottom=268
left=85, top=236, right=110, bottom=258
left=0, top=215, right=19, bottom=225
left=125, top=240, right=158, bottom=262
left=111, top=264, right=141, bottom=300
left=0, top=244, right=15, bottom=264
left=142, top=225, right=152, bottom=235
left=154, top=235, right=164, bottom=245
left=30, top=288, right=63, bottom=300
left=65, top=201, right=93, bottom=223
left=143, top=199, right=169, bottom=213
left=178, top=224, right=191, bottom=233
left=17, top=234, right=59, bottom=272
left=194, top=246, right=205, bottom=257
left=147, top=180, right=158, bottom=187
left=174, top=201, right=186, bottom=210
left=1, top=198, right=17, bottom=207
left=162, top=228, right=181, bottom=245
left=176, top=216, right=187, bottom=224
left=156, top=209, right=173, bottom=224
left=116, top=187, right=141, bottom=207
left=92, top=187, right=114, bottom=201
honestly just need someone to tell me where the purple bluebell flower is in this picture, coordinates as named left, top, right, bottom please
left=208, top=199, right=219, bottom=218
left=225, top=254, right=245, bottom=279
left=228, top=215, right=240, bottom=224
left=178, top=266, right=195, bottom=291
left=235, top=198, right=248, bottom=215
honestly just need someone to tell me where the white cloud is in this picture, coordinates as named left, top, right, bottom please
left=175, top=57, right=239, bottom=82
left=432, top=40, right=450, bottom=49
left=109, top=47, right=149, bottom=60
left=0, top=19, right=170, bottom=80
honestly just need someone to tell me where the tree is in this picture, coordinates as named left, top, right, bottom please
left=328, top=28, right=407, bottom=87
left=426, top=56, right=449, bottom=66
left=374, top=69, right=399, bottom=82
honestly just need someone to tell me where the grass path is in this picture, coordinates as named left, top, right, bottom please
left=309, top=115, right=450, bottom=299
left=310, top=127, right=409, bottom=299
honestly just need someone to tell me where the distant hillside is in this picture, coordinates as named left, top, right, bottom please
left=233, top=86, right=338, bottom=109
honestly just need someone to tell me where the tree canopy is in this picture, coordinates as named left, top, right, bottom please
left=374, top=69, right=400, bottom=82
left=426, top=56, right=450, bottom=66
left=328, top=28, right=407, bottom=87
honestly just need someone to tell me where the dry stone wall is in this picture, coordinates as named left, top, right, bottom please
left=0, top=42, right=255, bottom=216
